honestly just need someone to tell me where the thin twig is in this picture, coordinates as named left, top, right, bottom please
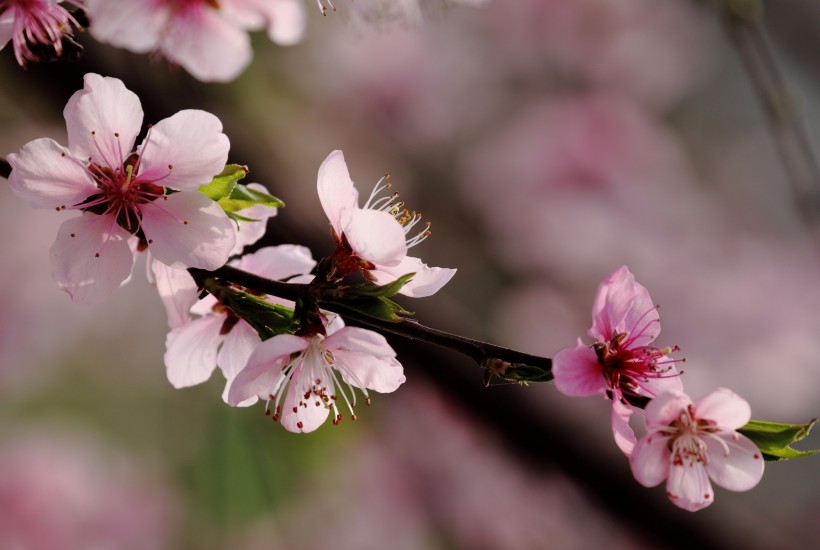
left=192, top=264, right=553, bottom=382
left=721, top=1, right=820, bottom=223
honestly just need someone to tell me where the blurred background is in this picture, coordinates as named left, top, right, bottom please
left=1, top=0, right=819, bottom=548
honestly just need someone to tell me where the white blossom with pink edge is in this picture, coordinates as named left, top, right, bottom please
left=7, top=73, right=236, bottom=304
left=552, top=265, right=683, bottom=455
left=163, top=244, right=317, bottom=406
left=229, top=327, right=405, bottom=433
left=630, top=388, right=765, bottom=511
left=0, top=0, right=82, bottom=66
left=85, top=0, right=306, bottom=82
left=317, top=149, right=456, bottom=298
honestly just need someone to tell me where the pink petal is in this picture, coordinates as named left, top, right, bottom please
left=317, top=150, right=359, bottom=237
left=704, top=433, right=765, bottom=492
left=693, top=387, right=752, bottom=431
left=280, top=364, right=331, bottom=433
left=219, top=321, right=262, bottom=406
left=228, top=334, right=307, bottom=406
left=629, top=432, right=671, bottom=487
left=217, top=320, right=262, bottom=382
left=666, top=461, right=714, bottom=512
left=85, top=0, right=164, bottom=53
left=223, top=0, right=306, bottom=45
left=612, top=399, right=637, bottom=457
left=235, top=244, right=316, bottom=282
left=151, top=260, right=199, bottom=329
left=7, top=139, right=98, bottom=209
left=643, top=391, right=691, bottom=430
left=140, top=191, right=236, bottom=270
left=0, top=18, right=12, bottom=49
left=163, top=315, right=224, bottom=388
left=370, top=255, right=457, bottom=298
left=138, top=110, right=230, bottom=191
left=343, top=209, right=407, bottom=267
left=332, top=351, right=406, bottom=393
left=160, top=8, right=252, bottom=82
left=326, top=327, right=397, bottom=358
left=50, top=214, right=135, bottom=304
left=64, top=73, right=143, bottom=167
left=589, top=265, right=659, bottom=346
left=551, top=341, right=606, bottom=397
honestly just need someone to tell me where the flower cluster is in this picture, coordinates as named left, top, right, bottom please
left=552, top=266, right=765, bottom=510
left=0, top=0, right=84, bottom=66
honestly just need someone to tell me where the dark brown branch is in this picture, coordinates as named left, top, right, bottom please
left=191, top=264, right=552, bottom=382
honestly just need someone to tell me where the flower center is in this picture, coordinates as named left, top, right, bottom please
left=4, top=0, right=80, bottom=65
left=264, top=336, right=371, bottom=429
left=363, top=174, right=432, bottom=248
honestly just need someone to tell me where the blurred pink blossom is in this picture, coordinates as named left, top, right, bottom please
left=85, top=0, right=305, bottom=82
left=0, top=427, right=178, bottom=550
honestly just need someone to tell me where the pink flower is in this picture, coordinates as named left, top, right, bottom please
left=317, top=149, right=456, bottom=298
left=163, top=245, right=317, bottom=405
left=0, top=0, right=82, bottom=66
left=552, top=265, right=683, bottom=454
left=630, top=388, right=765, bottom=511
left=228, top=326, right=406, bottom=433
left=7, top=73, right=236, bottom=304
left=85, top=0, right=306, bottom=82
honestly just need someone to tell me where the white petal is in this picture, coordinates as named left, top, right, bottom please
left=693, top=387, right=752, bottom=431
left=629, top=432, right=670, bottom=487
left=326, top=326, right=397, bottom=358
left=666, top=461, right=714, bottom=512
left=140, top=191, right=236, bottom=270
left=228, top=334, right=307, bottom=406
left=333, top=351, right=405, bottom=393
left=235, top=244, right=316, bottom=281
left=50, top=214, right=135, bottom=304
left=343, top=209, right=407, bottom=267
left=219, top=321, right=262, bottom=406
left=151, top=260, right=200, bottom=328
left=369, top=255, right=456, bottom=297
left=230, top=183, right=278, bottom=255
left=164, top=315, right=224, bottom=388
left=280, top=364, right=330, bottom=433
left=64, top=73, right=143, bottom=167
left=138, top=110, right=230, bottom=191
left=317, top=150, right=359, bottom=236
left=7, top=139, right=98, bottom=209
left=161, top=8, right=252, bottom=82
left=704, top=433, right=765, bottom=492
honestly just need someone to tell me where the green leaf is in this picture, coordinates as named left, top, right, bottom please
left=218, top=183, right=284, bottom=213
left=199, top=164, right=248, bottom=201
left=738, top=418, right=819, bottom=462
left=215, top=286, right=296, bottom=340
left=331, top=296, right=413, bottom=323
left=345, top=273, right=416, bottom=299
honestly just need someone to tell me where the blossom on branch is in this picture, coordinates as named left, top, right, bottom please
left=630, top=388, right=765, bottom=511
left=162, top=244, right=317, bottom=405
left=552, top=265, right=683, bottom=454
left=229, top=326, right=405, bottom=432
left=85, top=0, right=306, bottom=82
left=317, top=149, right=456, bottom=297
left=0, top=0, right=84, bottom=66
left=7, top=73, right=236, bottom=304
